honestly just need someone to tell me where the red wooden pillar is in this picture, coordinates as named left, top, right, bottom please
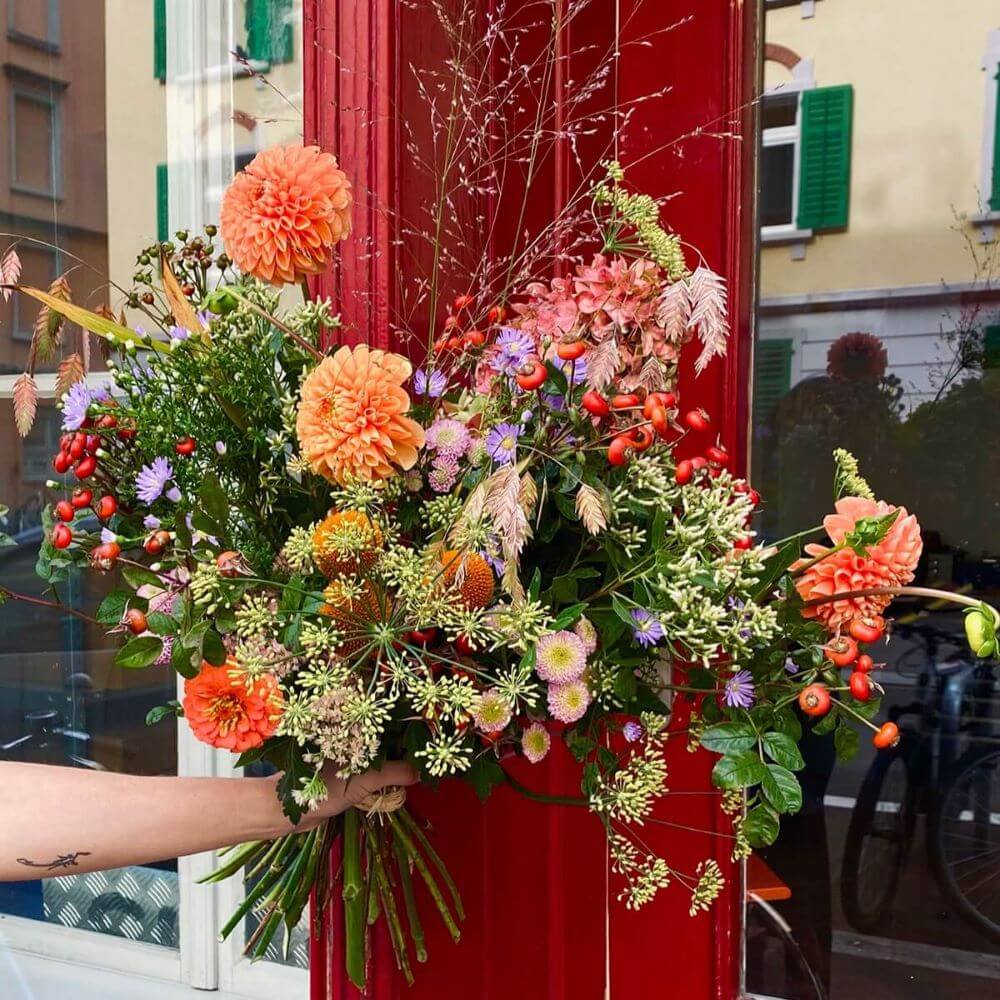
left=304, top=2, right=760, bottom=997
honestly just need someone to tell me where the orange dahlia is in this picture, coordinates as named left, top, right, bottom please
left=219, top=145, right=352, bottom=286
left=296, top=345, right=425, bottom=485
left=794, top=497, right=922, bottom=630
left=440, top=550, right=495, bottom=610
left=312, top=509, right=383, bottom=579
left=182, top=658, right=283, bottom=752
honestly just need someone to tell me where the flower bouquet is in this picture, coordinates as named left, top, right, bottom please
left=2, top=145, right=997, bottom=987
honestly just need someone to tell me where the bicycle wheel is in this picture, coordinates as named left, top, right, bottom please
left=840, top=743, right=917, bottom=933
left=931, top=747, right=1000, bottom=944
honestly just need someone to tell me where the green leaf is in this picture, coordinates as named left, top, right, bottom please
left=843, top=509, right=900, bottom=556
left=772, top=708, right=803, bottom=742
left=565, top=729, right=596, bottom=763
left=762, top=731, right=805, bottom=771
left=552, top=602, right=587, bottom=630
left=122, top=564, right=163, bottom=591
left=115, top=635, right=164, bottom=669
left=146, top=611, right=178, bottom=635
left=712, top=751, right=767, bottom=790
left=146, top=701, right=181, bottom=726
left=752, top=539, right=801, bottom=601
left=97, top=590, right=131, bottom=625
left=467, top=754, right=506, bottom=802
left=812, top=710, right=838, bottom=735
left=199, top=472, right=229, bottom=527
left=760, top=764, right=802, bottom=814
left=744, top=802, right=781, bottom=847
left=549, top=574, right=578, bottom=603
left=834, top=722, right=860, bottom=762
left=699, top=722, right=757, bottom=756
left=171, top=636, right=201, bottom=678
left=202, top=628, right=227, bottom=666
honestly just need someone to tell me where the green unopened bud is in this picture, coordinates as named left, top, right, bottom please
left=204, top=287, right=238, bottom=315
left=964, top=606, right=999, bottom=659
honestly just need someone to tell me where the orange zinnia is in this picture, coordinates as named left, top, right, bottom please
left=219, top=145, right=352, bottom=286
left=296, top=345, right=425, bottom=485
left=183, top=658, right=283, bottom=753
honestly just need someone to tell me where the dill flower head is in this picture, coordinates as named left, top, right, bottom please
left=312, top=509, right=383, bottom=579
left=547, top=679, right=591, bottom=724
left=535, top=630, right=587, bottom=683
left=521, top=722, right=551, bottom=763
left=472, top=688, right=512, bottom=734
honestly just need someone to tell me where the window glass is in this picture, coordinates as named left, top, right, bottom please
left=746, top=6, right=1000, bottom=999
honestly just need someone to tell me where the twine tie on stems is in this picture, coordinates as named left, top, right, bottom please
left=358, top=785, right=407, bottom=815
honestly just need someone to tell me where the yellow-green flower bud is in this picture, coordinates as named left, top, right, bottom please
left=964, top=607, right=998, bottom=659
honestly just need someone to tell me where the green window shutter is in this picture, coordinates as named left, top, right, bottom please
left=990, top=67, right=1000, bottom=212
left=753, top=339, right=794, bottom=423
left=796, top=84, right=854, bottom=231
left=153, top=0, right=166, bottom=82
left=156, top=163, right=169, bottom=242
left=245, top=0, right=294, bottom=65
left=984, top=325, right=1000, bottom=370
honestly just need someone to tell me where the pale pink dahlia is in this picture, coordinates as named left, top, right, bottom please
left=794, top=497, right=922, bottom=630
left=522, top=722, right=551, bottom=764
left=547, top=680, right=591, bottom=724
left=535, top=630, right=587, bottom=683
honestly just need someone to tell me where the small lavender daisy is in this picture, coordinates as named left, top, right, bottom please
left=61, top=382, right=95, bottom=431
left=413, top=368, right=447, bottom=398
left=535, top=630, right=587, bottom=683
left=493, top=327, right=535, bottom=374
left=784, top=657, right=799, bottom=675
left=485, top=422, right=520, bottom=465
left=522, top=722, right=551, bottom=763
left=143, top=514, right=161, bottom=530
left=473, top=688, right=512, bottom=734
left=100, top=527, right=117, bottom=544
left=214, top=441, right=227, bottom=455
left=167, top=324, right=191, bottom=343
left=425, top=418, right=471, bottom=457
left=135, top=457, right=174, bottom=505
left=547, top=679, right=591, bottom=724
left=630, top=608, right=665, bottom=648
left=559, top=354, right=588, bottom=386
left=622, top=720, right=644, bottom=743
left=165, top=486, right=183, bottom=503
left=723, top=670, right=756, bottom=709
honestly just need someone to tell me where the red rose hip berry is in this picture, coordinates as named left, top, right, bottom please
left=798, top=684, right=832, bottom=717
left=52, top=523, right=73, bottom=549
left=873, top=722, right=900, bottom=749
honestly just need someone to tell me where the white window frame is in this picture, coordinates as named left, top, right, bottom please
left=761, top=59, right=815, bottom=249
left=973, top=28, right=1000, bottom=242
left=0, top=2, right=308, bottom=995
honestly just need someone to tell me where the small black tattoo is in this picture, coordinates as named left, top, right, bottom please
left=16, top=852, right=92, bottom=871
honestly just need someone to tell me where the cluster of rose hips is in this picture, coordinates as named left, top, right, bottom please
left=797, top=615, right=900, bottom=749
left=128, top=226, right=226, bottom=310
left=433, top=295, right=505, bottom=356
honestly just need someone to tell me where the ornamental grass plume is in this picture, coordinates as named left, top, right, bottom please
left=219, top=145, right=352, bottom=285
left=794, top=497, right=923, bottom=629
left=296, top=345, right=425, bottom=485
left=182, top=658, right=283, bottom=752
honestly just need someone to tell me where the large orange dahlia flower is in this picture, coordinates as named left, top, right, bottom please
left=296, top=345, right=425, bottom=485
left=794, top=497, right=922, bottom=630
left=219, top=145, right=352, bottom=286
left=182, top=658, right=283, bottom=752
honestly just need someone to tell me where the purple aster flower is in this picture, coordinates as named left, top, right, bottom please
left=630, top=608, right=665, bottom=648
left=165, top=486, right=182, bottom=503
left=558, top=354, right=588, bottom=386
left=493, top=327, right=535, bottom=374
left=541, top=392, right=566, bottom=411
left=100, top=528, right=117, bottom=544
left=485, top=422, right=521, bottom=465
left=143, top=515, right=161, bottom=530
left=414, top=368, right=447, bottom=398
left=61, top=382, right=95, bottom=431
left=623, top=720, right=644, bottom=743
left=135, top=457, right=174, bottom=505
left=214, top=441, right=227, bottom=455
left=723, top=670, right=756, bottom=709
left=482, top=550, right=505, bottom=576
left=167, top=324, right=191, bottom=342
left=784, top=657, right=799, bottom=674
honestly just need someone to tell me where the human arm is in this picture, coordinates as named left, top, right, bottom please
left=0, top=760, right=416, bottom=881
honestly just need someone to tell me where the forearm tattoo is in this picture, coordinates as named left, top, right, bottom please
left=16, top=851, right=92, bottom=871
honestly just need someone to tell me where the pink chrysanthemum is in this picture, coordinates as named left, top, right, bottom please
left=473, top=688, right=512, bottom=734
left=547, top=680, right=591, bottom=724
left=794, top=497, right=922, bottom=630
left=428, top=455, right=460, bottom=493
left=522, top=722, right=551, bottom=764
left=535, top=630, right=587, bottom=683
left=424, top=418, right=471, bottom=457
left=573, top=616, right=598, bottom=655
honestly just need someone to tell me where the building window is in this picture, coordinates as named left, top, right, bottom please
left=983, top=29, right=1000, bottom=214
left=761, top=82, right=853, bottom=240
left=9, top=84, right=62, bottom=198
left=10, top=246, right=57, bottom=343
left=243, top=0, right=295, bottom=66
left=7, top=0, right=60, bottom=53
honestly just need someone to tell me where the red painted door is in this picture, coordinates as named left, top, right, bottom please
left=304, top=3, right=759, bottom=997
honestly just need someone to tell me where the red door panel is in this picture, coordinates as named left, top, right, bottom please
left=304, top=3, right=758, bottom=997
